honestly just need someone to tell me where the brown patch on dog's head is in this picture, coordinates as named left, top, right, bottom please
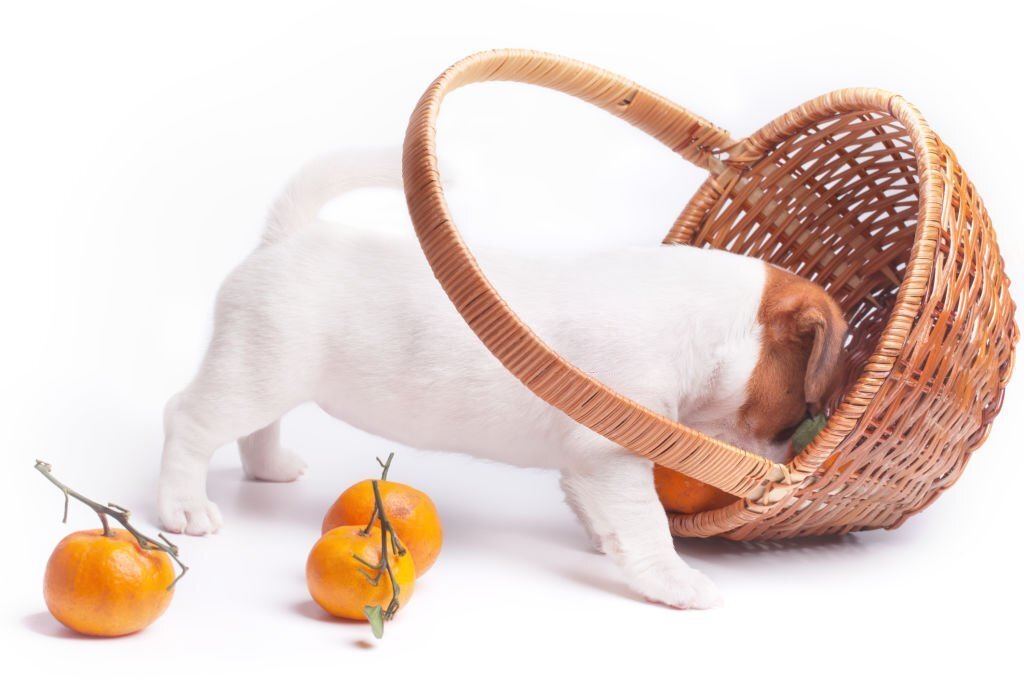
left=740, top=266, right=848, bottom=451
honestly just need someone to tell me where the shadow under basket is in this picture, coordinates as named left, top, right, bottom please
left=400, top=49, right=1019, bottom=541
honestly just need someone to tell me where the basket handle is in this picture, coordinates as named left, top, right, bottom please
left=402, top=49, right=785, bottom=498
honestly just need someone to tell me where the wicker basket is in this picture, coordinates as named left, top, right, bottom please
left=401, top=49, right=1018, bottom=541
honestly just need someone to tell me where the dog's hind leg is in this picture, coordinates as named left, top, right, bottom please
left=238, top=419, right=307, bottom=482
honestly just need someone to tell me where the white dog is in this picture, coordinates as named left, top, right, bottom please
left=159, top=147, right=847, bottom=609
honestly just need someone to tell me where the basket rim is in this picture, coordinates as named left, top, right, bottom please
left=669, top=88, right=943, bottom=536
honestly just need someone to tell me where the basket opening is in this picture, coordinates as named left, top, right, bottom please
left=673, top=109, right=921, bottom=513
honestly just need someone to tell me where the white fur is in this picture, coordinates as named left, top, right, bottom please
left=159, top=148, right=787, bottom=609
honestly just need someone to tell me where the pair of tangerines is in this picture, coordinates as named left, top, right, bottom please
left=306, top=465, right=443, bottom=628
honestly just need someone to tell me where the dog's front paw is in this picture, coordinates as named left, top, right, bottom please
left=627, top=562, right=723, bottom=610
left=159, top=492, right=223, bottom=536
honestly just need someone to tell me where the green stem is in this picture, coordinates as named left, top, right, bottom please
left=376, top=452, right=395, bottom=481
left=371, top=478, right=403, bottom=619
left=99, top=512, right=111, bottom=536
left=360, top=453, right=394, bottom=536
left=360, top=506, right=379, bottom=536
left=34, top=460, right=188, bottom=590
left=356, top=453, right=411, bottom=636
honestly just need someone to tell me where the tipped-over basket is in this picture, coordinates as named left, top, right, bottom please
left=401, top=49, right=1018, bottom=541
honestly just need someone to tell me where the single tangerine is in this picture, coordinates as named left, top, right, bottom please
left=306, top=525, right=416, bottom=620
left=653, top=465, right=739, bottom=514
left=655, top=455, right=851, bottom=518
left=322, top=479, right=442, bottom=576
left=43, top=528, right=176, bottom=637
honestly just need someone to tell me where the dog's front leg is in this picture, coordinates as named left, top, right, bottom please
left=158, top=357, right=304, bottom=535
left=158, top=390, right=226, bottom=535
left=562, top=451, right=723, bottom=609
left=560, top=471, right=614, bottom=554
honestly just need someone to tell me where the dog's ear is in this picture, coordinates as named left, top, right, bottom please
left=762, top=268, right=848, bottom=408
left=796, top=297, right=848, bottom=406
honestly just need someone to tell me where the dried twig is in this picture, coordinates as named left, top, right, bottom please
left=34, top=460, right=188, bottom=590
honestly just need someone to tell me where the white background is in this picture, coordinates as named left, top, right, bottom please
left=3, top=1, right=1022, bottom=681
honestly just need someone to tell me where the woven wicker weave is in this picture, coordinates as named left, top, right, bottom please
left=401, top=49, right=1018, bottom=541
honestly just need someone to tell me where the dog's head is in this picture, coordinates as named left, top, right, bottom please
left=695, top=265, right=848, bottom=463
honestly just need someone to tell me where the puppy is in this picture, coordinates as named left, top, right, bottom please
left=159, top=147, right=847, bottom=609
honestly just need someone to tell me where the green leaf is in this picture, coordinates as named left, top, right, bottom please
left=364, top=605, right=384, bottom=639
left=792, top=413, right=827, bottom=453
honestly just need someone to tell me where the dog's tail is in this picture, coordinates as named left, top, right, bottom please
left=261, top=146, right=404, bottom=246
